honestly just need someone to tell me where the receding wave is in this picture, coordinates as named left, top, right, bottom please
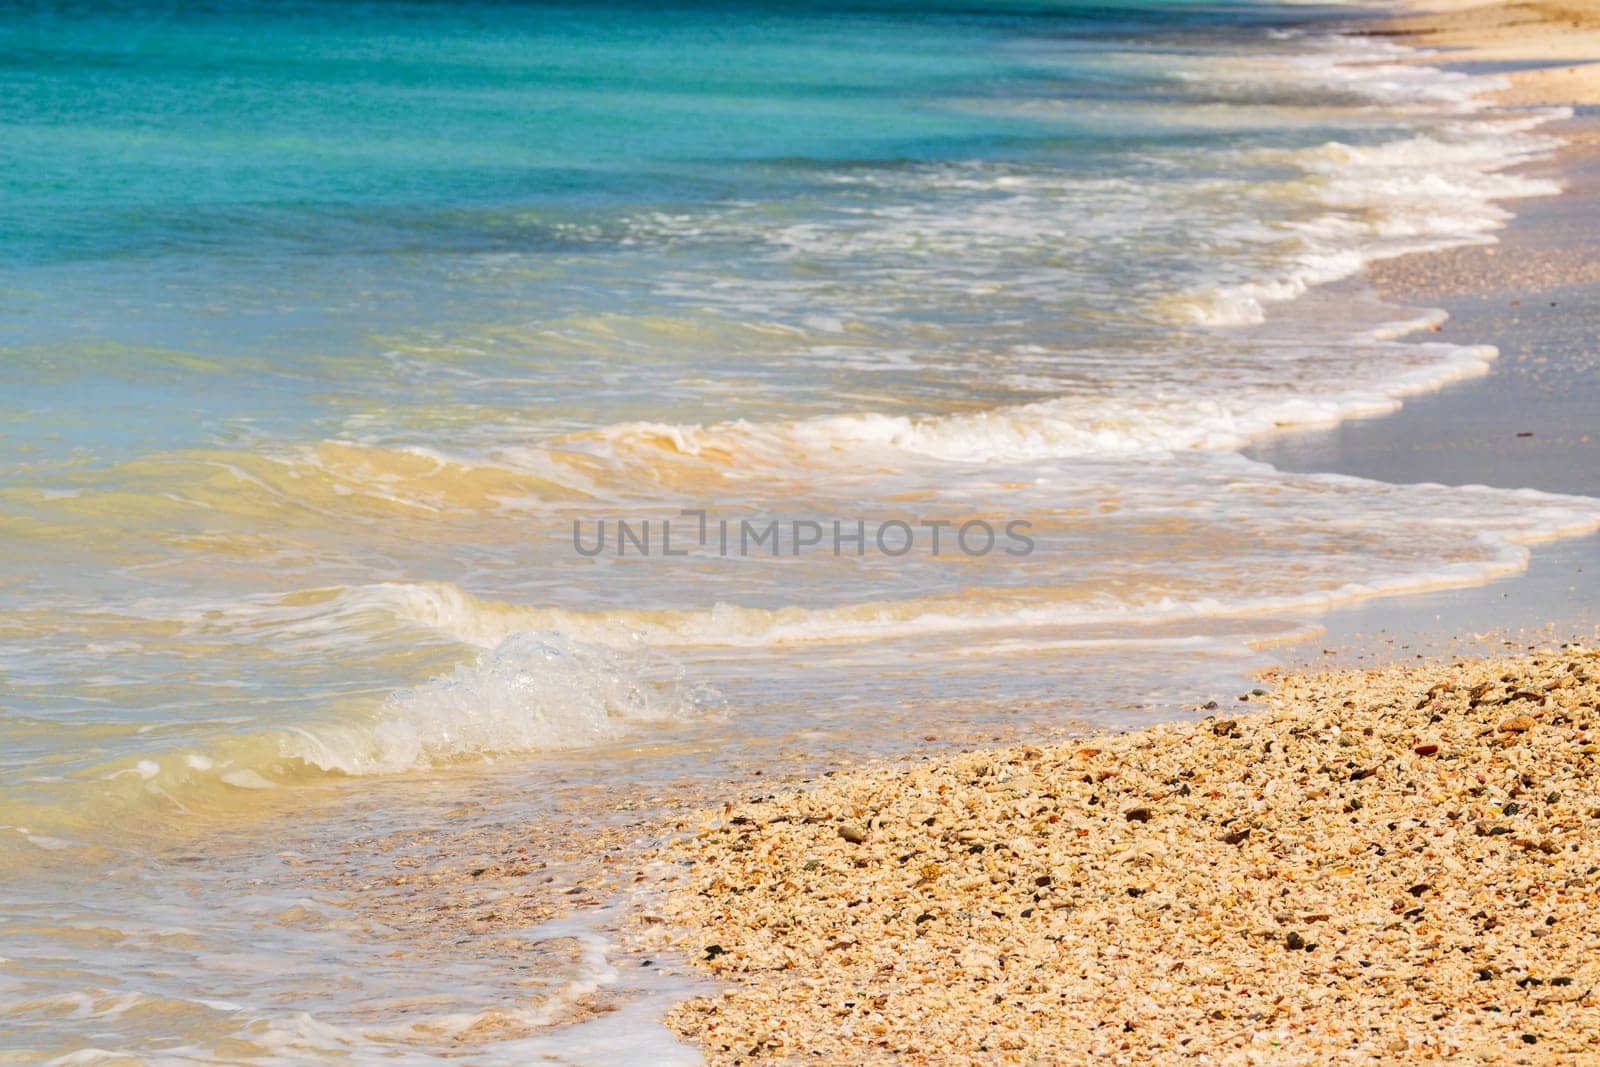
left=374, top=474, right=1600, bottom=648
left=0, top=632, right=700, bottom=846
left=1175, top=115, right=1567, bottom=327
left=581, top=336, right=1493, bottom=468
left=6, top=27, right=1596, bottom=842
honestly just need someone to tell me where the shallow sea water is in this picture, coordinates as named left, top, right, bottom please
left=3, top=0, right=1599, bottom=1059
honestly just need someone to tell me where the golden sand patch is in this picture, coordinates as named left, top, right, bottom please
left=1385, top=0, right=1600, bottom=106
left=642, top=648, right=1600, bottom=1064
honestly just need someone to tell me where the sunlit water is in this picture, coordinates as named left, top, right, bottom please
left=3, top=0, right=1599, bottom=1060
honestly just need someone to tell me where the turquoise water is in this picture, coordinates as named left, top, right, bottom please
left=4, top=0, right=1298, bottom=467
left=4, top=0, right=1599, bottom=1060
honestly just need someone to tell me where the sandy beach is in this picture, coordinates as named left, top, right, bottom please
left=8, top=1, right=1600, bottom=1061
left=1384, top=0, right=1600, bottom=105
left=628, top=3, right=1600, bottom=1062
left=647, top=646, right=1600, bottom=1064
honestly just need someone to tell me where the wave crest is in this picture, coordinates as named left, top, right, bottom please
left=283, top=631, right=701, bottom=775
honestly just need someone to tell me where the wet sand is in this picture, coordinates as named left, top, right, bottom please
left=1249, top=120, right=1600, bottom=664
left=1256, top=126, right=1599, bottom=653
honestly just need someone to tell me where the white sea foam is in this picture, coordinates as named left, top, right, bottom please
left=1163, top=32, right=1568, bottom=328
left=570, top=332, right=1495, bottom=468
left=1183, top=126, right=1565, bottom=325
left=279, top=631, right=699, bottom=776
left=375, top=466, right=1600, bottom=651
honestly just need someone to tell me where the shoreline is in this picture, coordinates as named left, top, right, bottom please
left=1250, top=30, right=1600, bottom=663
left=256, top=5, right=1600, bottom=1062
left=626, top=3, right=1600, bottom=1062
left=12, top=3, right=1600, bottom=1063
